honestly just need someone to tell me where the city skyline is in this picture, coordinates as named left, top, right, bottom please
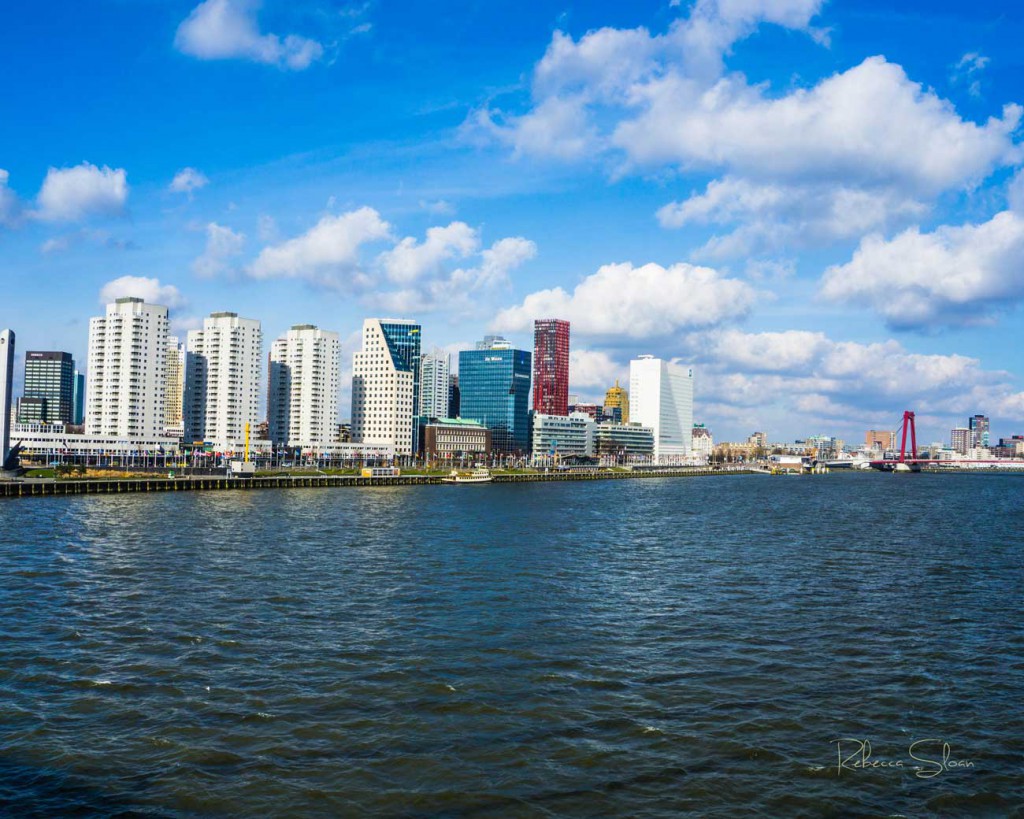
left=3, top=1, right=1024, bottom=442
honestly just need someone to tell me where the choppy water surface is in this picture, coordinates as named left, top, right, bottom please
left=1, top=474, right=1022, bottom=817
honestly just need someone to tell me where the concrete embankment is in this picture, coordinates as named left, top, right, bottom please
left=0, top=468, right=754, bottom=499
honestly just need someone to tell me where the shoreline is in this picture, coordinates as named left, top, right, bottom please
left=0, top=466, right=756, bottom=499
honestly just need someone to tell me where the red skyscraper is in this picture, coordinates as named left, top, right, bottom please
left=533, top=318, right=570, bottom=416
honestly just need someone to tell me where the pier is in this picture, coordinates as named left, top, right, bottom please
left=0, top=467, right=752, bottom=499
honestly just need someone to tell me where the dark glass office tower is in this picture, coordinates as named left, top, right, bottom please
left=19, top=351, right=75, bottom=424
left=379, top=320, right=422, bottom=453
left=458, top=339, right=532, bottom=454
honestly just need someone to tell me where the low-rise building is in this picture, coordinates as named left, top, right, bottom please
left=421, top=418, right=491, bottom=461
left=594, top=422, right=654, bottom=464
left=531, top=412, right=595, bottom=464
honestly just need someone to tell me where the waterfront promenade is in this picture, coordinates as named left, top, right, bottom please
left=0, top=466, right=754, bottom=499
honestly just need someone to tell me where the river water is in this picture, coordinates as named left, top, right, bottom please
left=1, top=473, right=1022, bottom=816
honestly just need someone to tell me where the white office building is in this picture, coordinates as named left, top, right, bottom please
left=1, top=329, right=14, bottom=467
left=531, top=412, right=595, bottom=464
left=629, top=355, right=695, bottom=464
left=350, top=318, right=420, bottom=456
left=419, top=348, right=450, bottom=419
left=185, top=312, right=262, bottom=452
left=164, top=335, right=185, bottom=439
left=86, top=298, right=170, bottom=440
left=268, top=324, right=341, bottom=451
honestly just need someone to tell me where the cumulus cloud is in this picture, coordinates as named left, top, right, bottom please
left=820, top=210, right=1024, bottom=329
left=175, top=0, right=323, bottom=70
left=379, top=221, right=479, bottom=283
left=35, top=162, right=128, bottom=222
left=193, top=222, right=245, bottom=277
left=248, top=207, right=391, bottom=288
left=169, top=167, right=209, bottom=196
left=99, top=276, right=186, bottom=309
left=492, top=261, right=756, bottom=339
left=569, top=348, right=624, bottom=391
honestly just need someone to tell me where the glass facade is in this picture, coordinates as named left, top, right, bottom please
left=458, top=346, right=532, bottom=454
left=533, top=319, right=570, bottom=416
left=20, top=351, right=75, bottom=424
left=379, top=321, right=422, bottom=452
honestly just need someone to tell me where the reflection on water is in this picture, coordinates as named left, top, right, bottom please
left=1, top=475, right=1022, bottom=816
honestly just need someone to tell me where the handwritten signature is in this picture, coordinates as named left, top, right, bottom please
left=832, top=739, right=976, bottom=779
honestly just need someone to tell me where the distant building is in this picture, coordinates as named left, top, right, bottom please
left=18, top=351, right=75, bottom=424
left=448, top=374, right=460, bottom=418
left=594, top=422, right=654, bottom=463
left=420, top=348, right=451, bottom=419
left=968, top=414, right=990, bottom=448
left=72, top=371, right=85, bottom=426
left=951, top=427, right=972, bottom=455
left=351, top=318, right=421, bottom=456
left=164, top=336, right=185, bottom=438
left=692, top=424, right=713, bottom=463
left=475, top=334, right=509, bottom=350
left=1, top=329, right=14, bottom=467
left=568, top=402, right=602, bottom=420
left=533, top=319, right=570, bottom=416
left=459, top=337, right=532, bottom=454
left=86, top=297, right=170, bottom=440
left=421, top=418, right=491, bottom=461
left=603, top=380, right=629, bottom=424
left=865, top=429, right=894, bottom=451
left=185, top=312, right=263, bottom=452
left=268, top=325, right=341, bottom=450
left=531, top=412, right=595, bottom=464
left=629, top=355, right=694, bottom=464
left=747, top=431, right=767, bottom=449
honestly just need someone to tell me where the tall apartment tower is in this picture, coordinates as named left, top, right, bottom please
left=350, top=319, right=421, bottom=455
left=163, top=336, right=185, bottom=438
left=629, top=355, right=695, bottom=464
left=185, top=312, right=262, bottom=452
left=18, top=351, right=75, bottom=424
left=0, top=330, right=14, bottom=467
left=86, top=297, right=169, bottom=439
left=419, top=348, right=450, bottom=420
left=533, top=318, right=570, bottom=416
left=268, top=325, right=341, bottom=450
left=968, top=414, right=990, bottom=448
left=951, top=427, right=972, bottom=455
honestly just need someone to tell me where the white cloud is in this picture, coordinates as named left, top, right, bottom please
left=0, top=169, right=20, bottom=227
left=192, top=222, right=245, bottom=277
left=248, top=207, right=391, bottom=288
left=419, top=199, right=455, bottom=216
left=169, top=167, right=209, bottom=195
left=820, top=210, right=1024, bottom=329
left=951, top=51, right=990, bottom=98
left=35, top=162, right=128, bottom=222
left=492, top=261, right=756, bottom=338
left=175, top=0, right=324, bottom=70
left=569, top=348, right=624, bottom=390
left=379, top=221, right=479, bottom=283
left=99, top=276, right=186, bottom=309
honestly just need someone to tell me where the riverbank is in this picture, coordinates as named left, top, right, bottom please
left=0, top=466, right=756, bottom=499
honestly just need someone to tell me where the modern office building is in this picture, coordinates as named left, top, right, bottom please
left=268, top=324, right=341, bottom=450
left=448, top=374, right=460, bottom=418
left=968, top=414, right=990, bottom=448
left=185, top=312, right=263, bottom=452
left=629, top=355, right=695, bottom=464
left=459, top=338, right=532, bottom=454
left=594, top=422, right=655, bottom=463
left=164, top=336, right=185, bottom=438
left=1, top=329, right=14, bottom=468
left=419, top=348, right=450, bottom=419
left=18, top=351, right=75, bottom=424
left=568, top=402, right=603, bottom=420
left=350, top=318, right=421, bottom=455
left=533, top=318, right=570, bottom=416
left=421, top=417, right=491, bottom=461
left=72, top=371, right=85, bottom=425
left=531, top=412, right=594, bottom=463
left=951, top=427, right=972, bottom=455
left=603, top=380, right=629, bottom=424
left=86, top=297, right=170, bottom=439
left=865, top=429, right=894, bottom=451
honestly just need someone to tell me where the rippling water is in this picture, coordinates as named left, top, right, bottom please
left=1, top=474, right=1022, bottom=817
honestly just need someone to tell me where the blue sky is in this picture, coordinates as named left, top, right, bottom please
left=2, top=0, right=1024, bottom=443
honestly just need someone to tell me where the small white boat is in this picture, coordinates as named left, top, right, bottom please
left=442, top=468, right=492, bottom=484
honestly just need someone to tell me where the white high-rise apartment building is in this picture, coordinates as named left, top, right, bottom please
left=629, top=354, right=695, bottom=464
left=350, top=318, right=419, bottom=456
left=185, top=312, right=262, bottom=452
left=86, top=298, right=169, bottom=439
left=164, top=335, right=185, bottom=438
left=419, top=348, right=450, bottom=419
left=268, top=325, right=341, bottom=450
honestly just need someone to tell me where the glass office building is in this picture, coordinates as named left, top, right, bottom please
left=19, top=351, right=75, bottom=424
left=379, top=321, right=422, bottom=452
left=458, top=341, right=532, bottom=454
